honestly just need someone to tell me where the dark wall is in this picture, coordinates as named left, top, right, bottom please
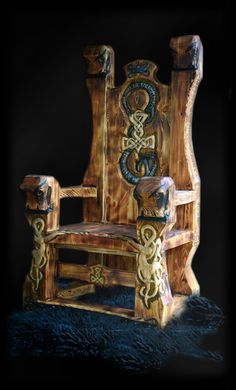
left=5, top=3, right=231, bottom=382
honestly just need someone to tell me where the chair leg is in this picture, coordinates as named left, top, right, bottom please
left=167, top=241, right=200, bottom=295
left=23, top=216, right=58, bottom=307
left=134, top=241, right=174, bottom=327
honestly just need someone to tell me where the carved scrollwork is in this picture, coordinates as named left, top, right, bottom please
left=29, top=217, right=49, bottom=291
left=137, top=224, right=169, bottom=309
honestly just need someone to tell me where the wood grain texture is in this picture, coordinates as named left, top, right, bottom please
left=57, top=281, right=95, bottom=299
left=82, top=45, right=114, bottom=223
left=168, top=35, right=203, bottom=295
left=47, top=222, right=138, bottom=254
left=105, top=62, right=170, bottom=225
left=174, top=190, right=196, bottom=205
left=38, top=298, right=135, bottom=320
left=20, top=36, right=202, bottom=326
left=20, top=176, right=60, bottom=303
left=58, top=262, right=135, bottom=287
left=60, top=186, right=97, bottom=199
left=134, top=177, right=176, bottom=326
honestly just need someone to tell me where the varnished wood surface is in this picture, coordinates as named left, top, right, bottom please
left=46, top=222, right=194, bottom=253
left=37, top=293, right=187, bottom=327
left=59, top=222, right=136, bottom=239
left=20, top=36, right=202, bottom=327
left=39, top=298, right=135, bottom=320
left=174, top=190, right=196, bottom=205
left=60, top=186, right=97, bottom=199
left=168, top=35, right=203, bottom=295
left=58, top=262, right=136, bottom=287
left=57, top=281, right=95, bottom=299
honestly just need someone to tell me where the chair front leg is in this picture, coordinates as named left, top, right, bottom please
left=19, top=175, right=60, bottom=306
left=134, top=176, right=176, bottom=327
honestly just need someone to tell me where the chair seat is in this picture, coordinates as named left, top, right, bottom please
left=59, top=222, right=137, bottom=240
left=46, top=222, right=194, bottom=255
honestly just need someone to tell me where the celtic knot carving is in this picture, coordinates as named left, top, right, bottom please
left=29, top=217, right=49, bottom=291
left=89, top=266, right=105, bottom=285
left=119, top=80, right=159, bottom=185
left=137, top=224, right=167, bottom=309
left=121, top=110, right=155, bottom=153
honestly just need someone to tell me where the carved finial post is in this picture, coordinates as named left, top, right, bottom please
left=167, top=35, right=203, bottom=295
left=82, top=45, right=115, bottom=268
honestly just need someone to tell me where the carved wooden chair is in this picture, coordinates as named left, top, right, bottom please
left=20, top=35, right=203, bottom=327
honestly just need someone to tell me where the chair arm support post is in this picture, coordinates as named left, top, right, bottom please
left=134, top=177, right=177, bottom=326
left=19, top=175, right=60, bottom=233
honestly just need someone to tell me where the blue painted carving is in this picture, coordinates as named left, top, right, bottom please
left=121, top=81, right=159, bottom=124
left=119, top=80, right=159, bottom=185
left=172, top=41, right=199, bottom=71
left=98, top=47, right=111, bottom=75
left=127, top=62, right=150, bottom=78
left=119, top=150, right=157, bottom=185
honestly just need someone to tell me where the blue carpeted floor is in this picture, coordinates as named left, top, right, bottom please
left=7, top=286, right=224, bottom=372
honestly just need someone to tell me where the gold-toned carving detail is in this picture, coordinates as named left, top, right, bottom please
left=29, top=217, right=49, bottom=291
left=89, top=266, right=105, bottom=285
left=121, top=110, right=155, bottom=153
left=137, top=225, right=166, bottom=309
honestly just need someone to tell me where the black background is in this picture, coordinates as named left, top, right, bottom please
left=4, top=2, right=231, bottom=386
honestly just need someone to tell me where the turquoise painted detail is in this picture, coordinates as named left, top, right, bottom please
left=119, top=80, right=159, bottom=185
left=127, top=62, right=150, bottom=78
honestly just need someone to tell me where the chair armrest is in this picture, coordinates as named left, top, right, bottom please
left=174, top=190, right=196, bottom=206
left=19, top=176, right=98, bottom=232
left=60, top=185, right=97, bottom=199
left=134, top=176, right=176, bottom=225
left=19, top=175, right=60, bottom=232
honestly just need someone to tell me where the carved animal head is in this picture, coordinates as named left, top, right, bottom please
left=134, top=176, right=175, bottom=221
left=170, top=35, right=200, bottom=70
left=83, top=45, right=113, bottom=75
left=19, top=175, right=52, bottom=213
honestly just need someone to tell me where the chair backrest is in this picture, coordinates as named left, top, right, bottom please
left=82, top=36, right=203, bottom=228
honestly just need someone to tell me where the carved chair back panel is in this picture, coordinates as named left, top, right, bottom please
left=105, top=60, right=170, bottom=224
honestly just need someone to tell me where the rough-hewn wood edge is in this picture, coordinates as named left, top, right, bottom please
left=38, top=298, right=135, bottom=319
left=37, top=294, right=187, bottom=326
left=57, top=244, right=137, bottom=257
left=58, top=262, right=136, bottom=287
left=57, top=281, right=95, bottom=299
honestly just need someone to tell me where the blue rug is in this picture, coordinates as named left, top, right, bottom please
left=7, top=286, right=224, bottom=372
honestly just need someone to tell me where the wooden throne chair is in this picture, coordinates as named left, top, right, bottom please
left=20, top=35, right=203, bottom=327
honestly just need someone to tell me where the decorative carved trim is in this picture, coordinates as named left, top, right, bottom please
left=127, top=61, right=150, bottom=78
left=134, top=176, right=176, bottom=224
left=29, top=217, right=49, bottom=291
left=137, top=224, right=170, bottom=309
left=89, top=265, right=105, bottom=285
left=119, top=80, right=159, bottom=184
